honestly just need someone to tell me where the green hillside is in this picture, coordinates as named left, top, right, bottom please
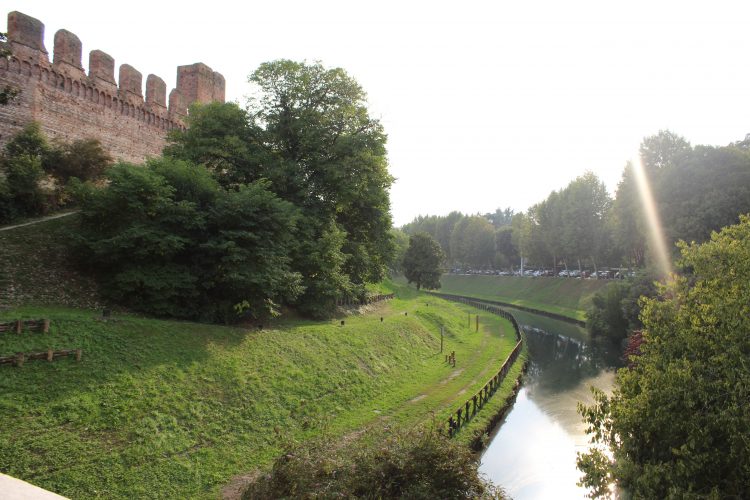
left=439, top=274, right=609, bottom=321
left=0, top=287, right=522, bottom=498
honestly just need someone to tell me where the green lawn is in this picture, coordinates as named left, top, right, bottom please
left=438, top=274, right=609, bottom=321
left=0, top=285, right=521, bottom=498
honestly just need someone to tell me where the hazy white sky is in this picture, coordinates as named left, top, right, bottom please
left=7, top=1, right=750, bottom=225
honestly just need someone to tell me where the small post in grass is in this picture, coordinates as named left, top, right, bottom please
left=475, top=315, right=479, bottom=332
left=440, top=326, right=444, bottom=353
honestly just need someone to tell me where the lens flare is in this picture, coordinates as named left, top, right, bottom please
left=632, top=157, right=672, bottom=277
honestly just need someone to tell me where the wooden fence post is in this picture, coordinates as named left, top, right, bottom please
left=15, top=320, right=22, bottom=334
left=475, top=315, right=479, bottom=332
left=16, top=352, right=24, bottom=367
left=42, top=319, right=50, bottom=333
left=47, top=348, right=53, bottom=362
left=75, top=349, right=82, bottom=362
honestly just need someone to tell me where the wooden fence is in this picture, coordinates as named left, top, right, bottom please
left=425, top=292, right=522, bottom=342
left=0, top=318, right=50, bottom=334
left=424, top=291, right=526, bottom=437
left=335, top=293, right=395, bottom=307
left=446, top=340, right=523, bottom=437
left=0, top=348, right=82, bottom=367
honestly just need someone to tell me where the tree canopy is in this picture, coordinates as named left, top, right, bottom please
left=403, top=233, right=445, bottom=290
left=577, top=216, right=750, bottom=497
left=75, top=60, right=396, bottom=320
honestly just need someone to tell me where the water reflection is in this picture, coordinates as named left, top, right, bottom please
left=480, top=309, right=623, bottom=499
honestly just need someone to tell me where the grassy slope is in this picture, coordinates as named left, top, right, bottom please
left=439, top=274, right=609, bottom=321
left=0, top=214, right=101, bottom=310
left=0, top=285, right=520, bottom=498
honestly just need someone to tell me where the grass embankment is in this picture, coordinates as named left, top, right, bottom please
left=0, top=214, right=100, bottom=310
left=0, top=283, right=521, bottom=498
left=439, top=274, right=609, bottom=322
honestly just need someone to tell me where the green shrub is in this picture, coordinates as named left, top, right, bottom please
left=244, top=425, right=504, bottom=499
left=75, top=159, right=302, bottom=322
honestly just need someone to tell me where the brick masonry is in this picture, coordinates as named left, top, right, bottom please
left=0, top=11, right=225, bottom=163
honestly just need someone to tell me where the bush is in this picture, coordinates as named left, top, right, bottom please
left=244, top=425, right=504, bottom=499
left=45, top=138, right=112, bottom=183
left=75, top=159, right=302, bottom=322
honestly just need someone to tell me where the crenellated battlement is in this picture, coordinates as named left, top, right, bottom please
left=0, top=11, right=226, bottom=163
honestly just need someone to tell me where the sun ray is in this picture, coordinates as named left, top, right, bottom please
left=632, top=157, right=672, bottom=278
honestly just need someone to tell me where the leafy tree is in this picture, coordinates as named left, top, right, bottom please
left=657, top=145, right=750, bottom=246
left=402, top=211, right=464, bottom=263
left=164, top=102, right=271, bottom=188
left=612, top=161, right=647, bottom=268
left=484, top=206, right=514, bottom=228
left=639, top=129, right=691, bottom=174
left=585, top=281, right=629, bottom=341
left=578, top=216, right=750, bottom=497
left=559, top=172, right=612, bottom=273
left=449, top=216, right=495, bottom=269
left=0, top=123, right=49, bottom=218
left=403, top=232, right=444, bottom=290
left=75, top=159, right=302, bottom=322
left=494, top=226, right=518, bottom=269
left=45, top=138, right=112, bottom=183
left=388, top=228, right=410, bottom=274
left=511, top=212, right=533, bottom=269
left=247, top=60, right=394, bottom=310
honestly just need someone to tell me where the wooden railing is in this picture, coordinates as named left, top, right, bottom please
left=1, top=318, right=82, bottom=367
left=0, top=318, right=50, bottom=334
left=0, top=348, right=82, bottom=367
left=424, top=291, right=525, bottom=437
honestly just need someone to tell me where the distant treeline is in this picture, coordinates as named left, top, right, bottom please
left=398, top=131, right=750, bottom=273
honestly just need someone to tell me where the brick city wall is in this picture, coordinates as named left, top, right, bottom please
left=0, top=11, right=225, bottom=163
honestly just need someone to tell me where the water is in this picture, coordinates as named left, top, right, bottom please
left=479, top=308, right=623, bottom=499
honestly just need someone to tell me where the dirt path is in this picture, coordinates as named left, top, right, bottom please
left=0, top=211, right=79, bottom=232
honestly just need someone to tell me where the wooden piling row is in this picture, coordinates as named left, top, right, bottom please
left=0, top=348, right=82, bottom=367
left=0, top=318, right=50, bottom=334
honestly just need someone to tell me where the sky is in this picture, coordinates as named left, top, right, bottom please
left=7, top=1, right=750, bottom=225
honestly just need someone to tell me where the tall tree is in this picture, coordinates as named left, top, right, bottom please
left=449, top=216, right=495, bottom=268
left=248, top=61, right=394, bottom=307
left=559, top=172, right=612, bottom=272
left=403, top=233, right=444, bottom=290
left=612, top=162, right=647, bottom=268
left=639, top=130, right=691, bottom=174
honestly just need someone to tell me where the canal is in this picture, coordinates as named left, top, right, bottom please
left=479, top=308, right=623, bottom=499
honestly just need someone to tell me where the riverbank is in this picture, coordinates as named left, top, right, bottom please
left=0, top=286, right=521, bottom=498
left=439, top=274, right=609, bottom=322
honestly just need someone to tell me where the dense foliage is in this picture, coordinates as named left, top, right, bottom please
left=403, top=232, right=445, bottom=290
left=586, top=270, right=657, bottom=342
left=74, top=159, right=301, bottom=322
left=577, top=216, right=750, bottom=497
left=0, top=123, right=111, bottom=223
left=243, top=425, right=503, bottom=499
left=76, top=60, right=393, bottom=320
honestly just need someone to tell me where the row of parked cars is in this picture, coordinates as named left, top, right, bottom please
left=450, top=268, right=636, bottom=279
